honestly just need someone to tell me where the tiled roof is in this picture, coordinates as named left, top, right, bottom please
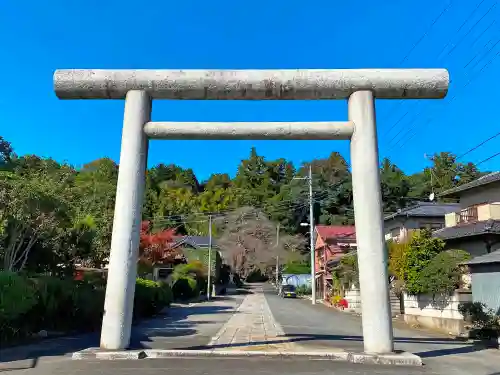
left=466, top=249, right=500, bottom=265
left=316, top=225, right=356, bottom=240
left=384, top=201, right=460, bottom=221
left=439, top=172, right=500, bottom=197
left=172, top=235, right=219, bottom=249
left=432, top=219, right=500, bottom=240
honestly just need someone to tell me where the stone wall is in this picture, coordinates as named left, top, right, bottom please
left=344, top=286, right=361, bottom=312
left=403, top=290, right=472, bottom=335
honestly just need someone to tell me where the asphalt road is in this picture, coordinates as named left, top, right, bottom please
left=2, top=285, right=499, bottom=375
left=264, top=284, right=500, bottom=375
left=2, top=356, right=433, bottom=375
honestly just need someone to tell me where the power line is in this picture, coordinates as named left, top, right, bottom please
left=466, top=19, right=496, bottom=61
left=445, top=1, right=496, bottom=56
left=437, top=0, right=488, bottom=57
left=382, top=1, right=455, bottom=125
left=476, top=151, right=500, bottom=166
left=400, top=0, right=455, bottom=64
left=387, top=42, right=500, bottom=154
left=383, top=0, right=497, bottom=144
left=388, top=7, right=499, bottom=151
left=456, top=130, right=500, bottom=160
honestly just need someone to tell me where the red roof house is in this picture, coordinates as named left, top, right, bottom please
left=314, top=225, right=356, bottom=301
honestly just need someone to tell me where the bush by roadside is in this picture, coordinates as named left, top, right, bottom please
left=171, top=261, right=208, bottom=301
left=295, top=285, right=311, bottom=296
left=0, top=271, right=173, bottom=345
left=458, top=301, right=500, bottom=342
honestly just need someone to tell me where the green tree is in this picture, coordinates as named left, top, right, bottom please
left=0, top=136, right=14, bottom=168
left=72, top=158, right=118, bottom=267
left=403, top=230, right=445, bottom=295
left=203, top=173, right=232, bottom=191
left=0, top=168, right=69, bottom=271
left=419, top=249, right=470, bottom=296
left=233, top=147, right=273, bottom=206
left=380, top=158, right=411, bottom=213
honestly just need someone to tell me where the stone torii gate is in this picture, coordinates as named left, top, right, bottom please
left=53, top=68, right=449, bottom=354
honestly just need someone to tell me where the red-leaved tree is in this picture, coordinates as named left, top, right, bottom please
left=139, top=221, right=181, bottom=265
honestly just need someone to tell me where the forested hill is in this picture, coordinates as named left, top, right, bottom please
left=0, top=135, right=487, bottom=273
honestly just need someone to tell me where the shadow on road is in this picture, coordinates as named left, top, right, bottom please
left=0, top=296, right=240, bottom=369
left=191, top=331, right=487, bottom=359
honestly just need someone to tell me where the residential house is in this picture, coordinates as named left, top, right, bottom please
left=464, top=249, right=500, bottom=315
left=384, top=201, right=460, bottom=242
left=433, top=172, right=500, bottom=257
left=314, top=225, right=356, bottom=301
left=152, top=235, right=222, bottom=283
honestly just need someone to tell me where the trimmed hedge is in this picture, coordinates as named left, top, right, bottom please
left=0, top=271, right=173, bottom=344
left=134, top=278, right=173, bottom=320
left=172, top=276, right=198, bottom=301
left=171, top=261, right=208, bottom=301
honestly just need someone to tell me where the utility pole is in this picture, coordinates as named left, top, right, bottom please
left=294, top=165, right=316, bottom=305
left=308, top=165, right=316, bottom=305
left=275, top=223, right=280, bottom=288
left=207, top=214, right=212, bottom=301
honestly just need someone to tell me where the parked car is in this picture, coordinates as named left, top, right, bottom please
left=279, top=284, right=297, bottom=298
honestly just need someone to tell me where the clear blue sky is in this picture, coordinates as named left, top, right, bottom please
left=1, top=0, right=499, bottom=181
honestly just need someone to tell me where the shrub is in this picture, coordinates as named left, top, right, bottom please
left=172, top=261, right=208, bottom=296
left=0, top=273, right=172, bottom=345
left=458, top=302, right=499, bottom=340
left=419, top=249, right=470, bottom=296
left=71, top=281, right=105, bottom=329
left=172, top=277, right=197, bottom=301
left=330, top=295, right=342, bottom=305
left=402, top=230, right=445, bottom=295
left=0, top=271, right=37, bottom=321
left=134, top=278, right=173, bottom=319
left=29, top=276, right=76, bottom=330
left=387, top=239, right=409, bottom=281
left=173, top=261, right=206, bottom=279
left=0, top=271, right=37, bottom=341
left=295, top=285, right=312, bottom=296
left=330, top=253, right=359, bottom=294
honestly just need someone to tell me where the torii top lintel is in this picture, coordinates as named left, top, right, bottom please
left=53, top=69, right=449, bottom=100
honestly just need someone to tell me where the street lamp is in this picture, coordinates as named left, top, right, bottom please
left=300, top=222, right=309, bottom=227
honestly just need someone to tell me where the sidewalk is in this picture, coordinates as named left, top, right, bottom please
left=0, top=291, right=246, bottom=370
left=208, top=286, right=297, bottom=352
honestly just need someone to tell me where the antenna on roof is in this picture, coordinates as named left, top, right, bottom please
left=424, top=154, right=436, bottom=202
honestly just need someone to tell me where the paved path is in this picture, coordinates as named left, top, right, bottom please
left=208, top=285, right=297, bottom=351
left=263, top=284, right=500, bottom=375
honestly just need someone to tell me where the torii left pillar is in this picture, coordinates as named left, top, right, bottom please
left=100, top=90, right=151, bottom=349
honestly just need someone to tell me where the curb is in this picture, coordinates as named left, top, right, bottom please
left=72, top=348, right=422, bottom=366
